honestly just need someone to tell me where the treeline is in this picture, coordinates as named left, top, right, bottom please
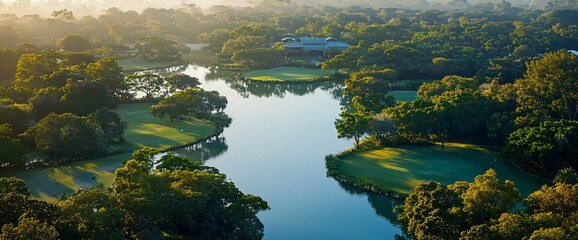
left=396, top=168, right=578, bottom=239
left=1, top=3, right=578, bottom=72
left=0, top=149, right=269, bottom=240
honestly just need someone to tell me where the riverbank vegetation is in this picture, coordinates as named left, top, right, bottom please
left=1, top=1, right=578, bottom=239
left=396, top=169, right=578, bottom=240
left=0, top=150, right=269, bottom=240
left=6, top=102, right=218, bottom=201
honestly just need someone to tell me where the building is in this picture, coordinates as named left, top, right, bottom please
left=281, top=37, right=350, bottom=56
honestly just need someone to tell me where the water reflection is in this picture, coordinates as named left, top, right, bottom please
left=204, top=67, right=344, bottom=100
left=172, top=134, right=228, bottom=163
left=337, top=182, right=403, bottom=225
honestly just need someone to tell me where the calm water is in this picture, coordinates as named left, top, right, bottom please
left=172, top=65, right=404, bottom=239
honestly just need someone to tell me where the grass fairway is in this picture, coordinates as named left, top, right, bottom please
left=118, top=58, right=181, bottom=71
left=6, top=103, right=217, bottom=201
left=336, top=143, right=548, bottom=197
left=242, top=67, right=336, bottom=82
left=390, top=90, right=417, bottom=102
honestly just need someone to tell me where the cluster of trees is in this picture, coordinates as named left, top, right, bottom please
left=0, top=47, right=233, bottom=169
left=0, top=50, right=128, bottom=169
left=336, top=50, right=578, bottom=179
left=151, top=87, right=230, bottom=127
left=0, top=149, right=269, bottom=239
left=396, top=168, right=578, bottom=239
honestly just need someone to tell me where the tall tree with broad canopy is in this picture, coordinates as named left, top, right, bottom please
left=134, top=35, right=188, bottom=61
left=86, top=108, right=126, bottom=143
left=150, top=87, right=228, bottom=122
left=514, top=50, right=578, bottom=126
left=26, top=113, right=107, bottom=164
left=56, top=34, right=91, bottom=52
left=344, top=68, right=396, bottom=113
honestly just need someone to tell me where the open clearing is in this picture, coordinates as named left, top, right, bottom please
left=336, top=142, right=548, bottom=197
left=242, top=67, right=336, bottom=82
left=6, top=103, right=216, bottom=201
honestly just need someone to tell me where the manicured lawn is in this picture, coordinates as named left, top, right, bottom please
left=241, top=67, right=336, bottom=82
left=118, top=58, right=181, bottom=71
left=6, top=103, right=217, bottom=201
left=389, top=90, right=417, bottom=102
left=336, top=143, right=549, bottom=197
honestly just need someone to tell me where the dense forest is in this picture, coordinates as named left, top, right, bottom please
left=1, top=0, right=577, bottom=239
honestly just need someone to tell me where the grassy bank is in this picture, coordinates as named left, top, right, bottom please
left=241, top=67, right=337, bottom=82
left=6, top=103, right=217, bottom=201
left=328, top=143, right=548, bottom=198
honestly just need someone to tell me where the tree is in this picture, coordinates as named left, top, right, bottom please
left=58, top=188, right=128, bottom=240
left=231, top=48, right=284, bottom=69
left=0, top=177, right=30, bottom=196
left=87, top=108, right=126, bottom=143
left=126, top=73, right=165, bottom=100
left=396, top=181, right=463, bottom=240
left=1, top=216, right=60, bottom=240
left=27, top=113, right=107, bottom=163
left=134, top=35, right=186, bottom=61
left=59, top=80, right=116, bottom=116
left=335, top=111, right=371, bottom=148
left=56, top=34, right=91, bottom=52
left=0, top=126, right=26, bottom=171
left=85, top=57, right=125, bottom=98
left=0, top=103, right=31, bottom=135
left=344, top=68, right=396, bottom=113
left=459, top=169, right=520, bottom=225
left=514, top=50, right=578, bottom=126
left=165, top=73, right=200, bottom=93
left=503, top=120, right=578, bottom=178
left=367, top=112, right=396, bottom=145
left=52, top=9, right=74, bottom=21
left=151, top=87, right=228, bottom=122
left=553, top=168, right=578, bottom=185
left=197, top=28, right=232, bottom=50
left=397, top=170, right=521, bottom=240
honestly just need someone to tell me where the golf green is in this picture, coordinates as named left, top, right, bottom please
left=242, top=67, right=336, bottom=82
left=336, top=143, right=548, bottom=197
left=5, top=103, right=217, bottom=201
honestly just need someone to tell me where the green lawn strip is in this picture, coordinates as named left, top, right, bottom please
left=118, top=58, right=182, bottom=71
left=394, top=79, right=435, bottom=87
left=389, top=90, right=417, bottom=102
left=241, top=67, right=336, bottom=82
left=4, top=103, right=217, bottom=201
left=335, top=142, right=549, bottom=198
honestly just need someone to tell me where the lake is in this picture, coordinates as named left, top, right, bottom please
left=171, top=64, right=407, bottom=239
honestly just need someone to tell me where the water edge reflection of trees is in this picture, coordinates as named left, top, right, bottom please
left=336, top=182, right=403, bottom=227
left=171, top=134, right=229, bottom=163
left=204, top=67, right=345, bottom=99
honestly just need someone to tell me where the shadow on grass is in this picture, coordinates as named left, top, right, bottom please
left=337, top=143, right=549, bottom=197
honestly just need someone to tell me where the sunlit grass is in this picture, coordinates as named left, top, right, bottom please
left=242, top=67, right=336, bottom=81
left=5, top=103, right=217, bottom=201
left=337, top=142, right=548, bottom=197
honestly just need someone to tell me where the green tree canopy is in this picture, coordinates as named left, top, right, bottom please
left=514, top=50, right=578, bottom=126
left=26, top=113, right=107, bottom=164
